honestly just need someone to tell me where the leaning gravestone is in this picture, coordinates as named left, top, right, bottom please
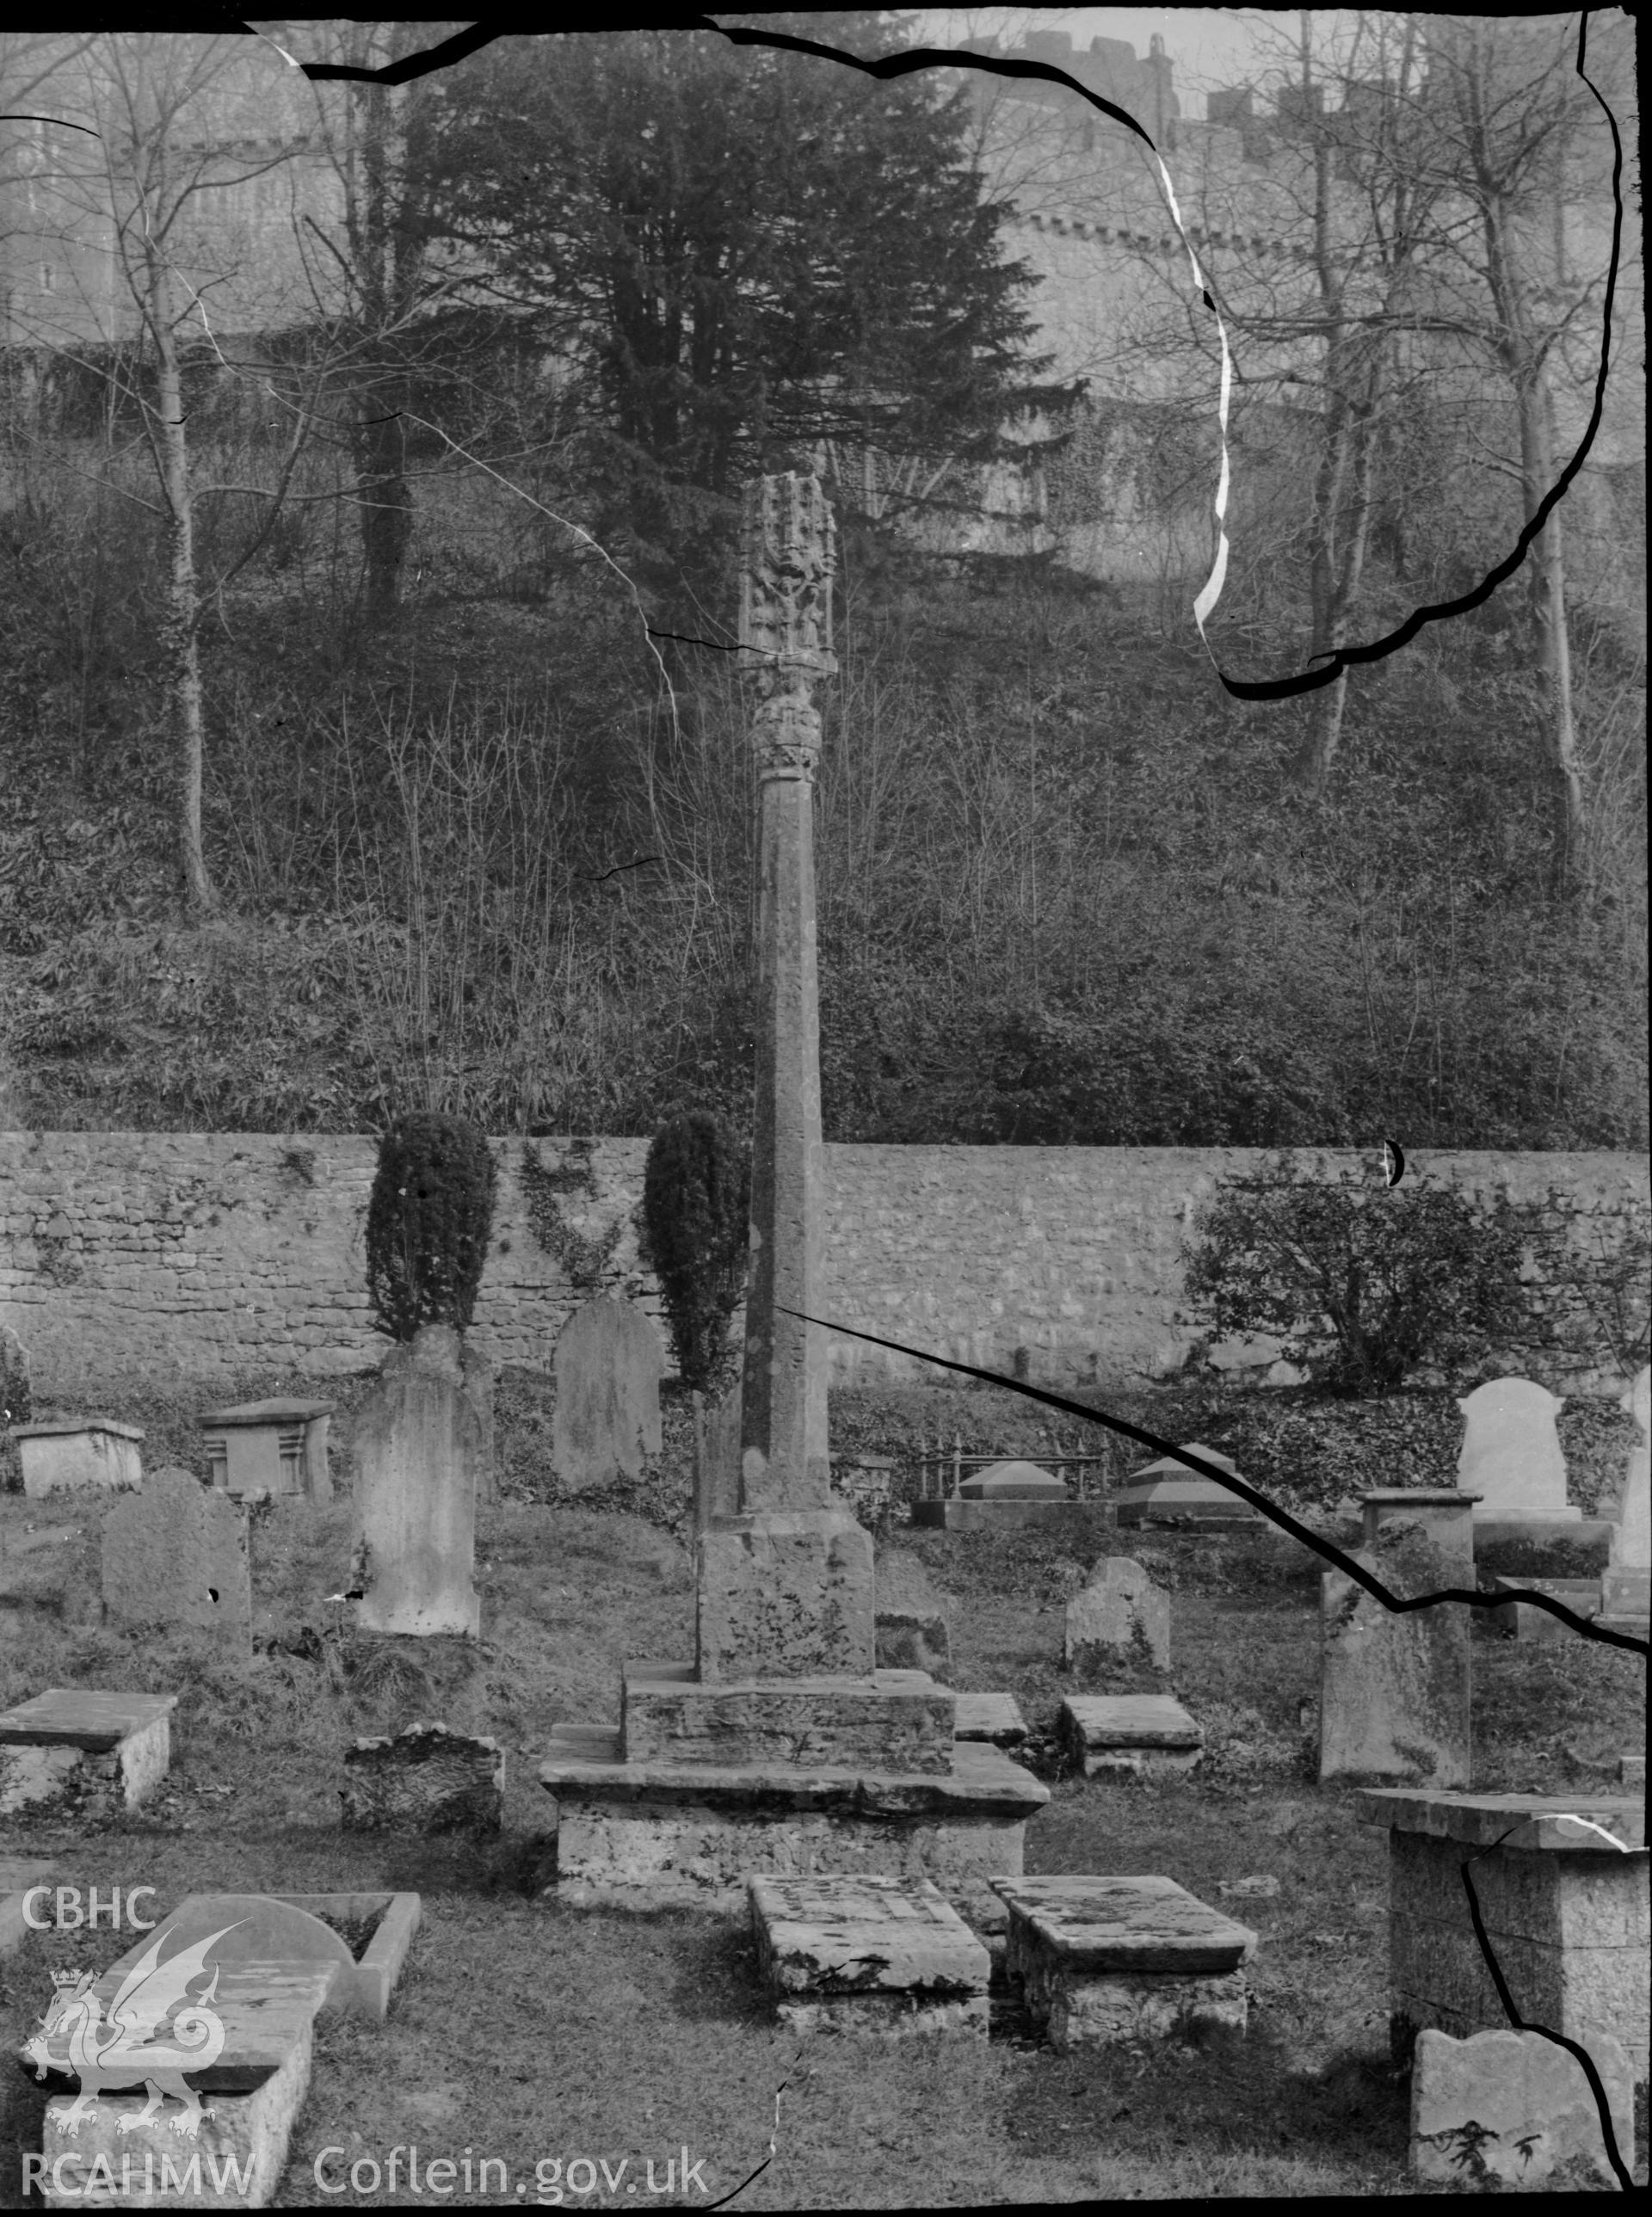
left=552, top=1296, right=663, bottom=1493
left=1456, top=1378, right=1577, bottom=1523
left=101, top=1467, right=252, bottom=1652
left=351, top=1324, right=482, bottom=1637
left=1065, top=1557, right=1170, bottom=1676
left=1319, top=1524, right=1470, bottom=1788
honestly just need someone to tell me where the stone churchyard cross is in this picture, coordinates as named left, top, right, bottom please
left=694, top=470, right=876, bottom=1680
left=539, top=472, right=1046, bottom=1913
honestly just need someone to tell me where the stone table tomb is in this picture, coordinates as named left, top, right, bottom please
left=990, top=1875, right=1258, bottom=2054
left=9, top=1419, right=143, bottom=1500
left=198, top=1398, right=334, bottom=1500
left=749, top=1873, right=990, bottom=2036
left=0, top=1690, right=177, bottom=1820
left=1059, top=1694, right=1204, bottom=1777
left=1356, top=1789, right=1649, bottom=2085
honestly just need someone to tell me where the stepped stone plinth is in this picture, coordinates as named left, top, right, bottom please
left=623, top=1661, right=954, bottom=1772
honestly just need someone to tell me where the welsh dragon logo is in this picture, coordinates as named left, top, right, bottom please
left=25, top=1924, right=242, bottom=2139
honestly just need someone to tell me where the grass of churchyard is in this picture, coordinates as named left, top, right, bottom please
left=0, top=1370, right=1645, bottom=2205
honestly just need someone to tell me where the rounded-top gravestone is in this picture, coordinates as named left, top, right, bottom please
left=1456, top=1378, right=1576, bottom=1523
left=552, top=1296, right=663, bottom=1493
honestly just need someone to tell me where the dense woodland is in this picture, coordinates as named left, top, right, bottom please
left=0, top=15, right=1644, bottom=1150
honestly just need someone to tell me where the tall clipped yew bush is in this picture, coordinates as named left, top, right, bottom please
left=641, top=1110, right=750, bottom=1394
left=366, top=1112, right=498, bottom=1341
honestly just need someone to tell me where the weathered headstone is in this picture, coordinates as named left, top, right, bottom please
left=874, top=1553, right=951, bottom=1679
left=552, top=1296, right=663, bottom=1493
left=342, top=1721, right=503, bottom=1836
left=101, top=1465, right=252, bottom=1650
left=1064, top=1556, right=1170, bottom=1675
left=1602, top=1366, right=1649, bottom=1629
left=1410, top=2027, right=1634, bottom=2188
left=351, top=1324, right=481, bottom=1637
left=1457, top=1378, right=1577, bottom=1523
left=461, top=1338, right=497, bottom=1508
left=1319, top=1524, right=1470, bottom=1788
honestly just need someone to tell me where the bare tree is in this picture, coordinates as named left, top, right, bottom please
left=11, top=32, right=324, bottom=916
left=1408, top=11, right=1618, bottom=884
left=293, top=18, right=482, bottom=627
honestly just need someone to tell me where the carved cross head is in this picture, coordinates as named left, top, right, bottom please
left=737, top=472, right=837, bottom=693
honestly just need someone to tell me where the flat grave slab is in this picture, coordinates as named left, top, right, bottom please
left=990, top=1875, right=1258, bottom=2054
left=1356, top=1791, right=1649, bottom=2085
left=622, top=1661, right=955, bottom=1773
left=28, top=1962, right=336, bottom=2213
left=749, top=1874, right=989, bottom=2036
left=0, top=1690, right=177, bottom=1818
left=952, top=1692, right=1026, bottom=1748
left=1059, top=1693, right=1203, bottom=1777
left=28, top=1959, right=339, bottom=2097
left=10, top=1420, right=143, bottom=1500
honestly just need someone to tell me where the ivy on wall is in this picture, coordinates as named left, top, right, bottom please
left=521, top=1138, right=625, bottom=1293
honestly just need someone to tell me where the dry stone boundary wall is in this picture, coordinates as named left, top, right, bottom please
left=0, top=1134, right=1644, bottom=1400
